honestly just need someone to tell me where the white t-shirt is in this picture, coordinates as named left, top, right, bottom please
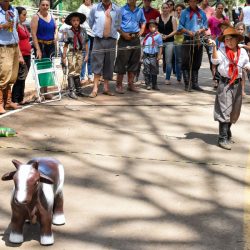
left=243, top=6, right=250, bottom=26
left=78, top=4, right=94, bottom=37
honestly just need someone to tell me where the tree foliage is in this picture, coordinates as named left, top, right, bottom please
left=12, top=0, right=161, bottom=11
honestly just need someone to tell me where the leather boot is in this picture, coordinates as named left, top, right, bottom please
left=4, top=86, right=22, bottom=110
left=228, top=123, right=234, bottom=143
left=152, top=75, right=160, bottom=90
left=182, top=70, right=191, bottom=91
left=127, top=72, right=139, bottom=92
left=74, top=76, right=87, bottom=97
left=0, top=89, right=6, bottom=114
left=218, top=122, right=231, bottom=150
left=68, top=75, right=78, bottom=99
left=144, top=74, right=151, bottom=90
left=192, top=70, right=204, bottom=91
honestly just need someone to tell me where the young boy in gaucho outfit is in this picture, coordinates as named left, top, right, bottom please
left=63, top=12, right=89, bottom=99
left=142, top=19, right=163, bottom=90
left=210, top=27, right=250, bottom=150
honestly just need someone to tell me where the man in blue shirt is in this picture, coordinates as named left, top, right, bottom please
left=178, top=0, right=207, bottom=92
left=114, top=0, right=146, bottom=94
left=0, top=0, right=23, bottom=114
left=88, top=0, right=120, bottom=98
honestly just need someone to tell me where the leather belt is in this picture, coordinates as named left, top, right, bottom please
left=96, top=37, right=115, bottom=40
left=129, top=32, right=139, bottom=38
left=0, top=44, right=18, bottom=48
left=38, top=39, right=54, bottom=45
left=144, top=53, right=158, bottom=57
left=220, top=76, right=241, bottom=84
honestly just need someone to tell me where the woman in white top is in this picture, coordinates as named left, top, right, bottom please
left=211, top=27, right=250, bottom=150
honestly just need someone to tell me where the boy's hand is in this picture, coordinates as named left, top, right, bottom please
left=157, top=55, right=161, bottom=61
left=208, top=39, right=216, bottom=47
left=84, top=55, right=88, bottom=62
left=244, top=66, right=250, bottom=72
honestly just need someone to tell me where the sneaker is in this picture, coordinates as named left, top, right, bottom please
left=165, top=80, right=171, bottom=85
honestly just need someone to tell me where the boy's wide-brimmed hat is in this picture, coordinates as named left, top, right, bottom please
left=218, top=26, right=244, bottom=42
left=146, top=19, right=158, bottom=29
left=65, top=12, right=86, bottom=25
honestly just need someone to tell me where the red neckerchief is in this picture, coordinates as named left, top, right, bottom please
left=189, top=7, right=201, bottom=20
left=225, top=46, right=240, bottom=85
left=143, top=31, right=158, bottom=47
left=72, top=27, right=83, bottom=50
left=103, top=2, right=111, bottom=11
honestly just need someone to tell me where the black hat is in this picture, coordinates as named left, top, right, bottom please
left=65, top=12, right=86, bottom=25
left=146, top=19, right=158, bottom=29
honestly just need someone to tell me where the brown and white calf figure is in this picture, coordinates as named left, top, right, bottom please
left=2, top=157, right=65, bottom=245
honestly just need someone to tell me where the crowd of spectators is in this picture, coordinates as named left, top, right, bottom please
left=0, top=0, right=250, bottom=109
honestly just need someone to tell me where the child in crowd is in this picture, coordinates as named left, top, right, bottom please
left=211, top=27, right=250, bottom=150
left=62, top=12, right=88, bottom=99
left=142, top=19, right=163, bottom=90
left=235, top=22, right=250, bottom=96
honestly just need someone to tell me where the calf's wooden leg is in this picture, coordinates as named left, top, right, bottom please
left=52, top=192, right=65, bottom=225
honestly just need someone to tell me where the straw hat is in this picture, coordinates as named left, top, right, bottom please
left=218, top=26, right=244, bottom=42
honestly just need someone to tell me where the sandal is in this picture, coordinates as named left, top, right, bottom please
left=103, top=90, right=115, bottom=96
left=89, top=92, right=98, bottom=98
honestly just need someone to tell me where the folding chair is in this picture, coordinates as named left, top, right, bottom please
left=32, top=58, right=62, bottom=103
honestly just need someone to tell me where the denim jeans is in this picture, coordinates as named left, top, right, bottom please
left=38, top=42, right=55, bottom=59
left=164, top=42, right=174, bottom=80
left=174, top=44, right=182, bottom=81
left=80, top=37, right=93, bottom=80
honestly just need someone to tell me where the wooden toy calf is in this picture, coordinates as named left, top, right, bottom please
left=2, top=157, right=65, bottom=245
